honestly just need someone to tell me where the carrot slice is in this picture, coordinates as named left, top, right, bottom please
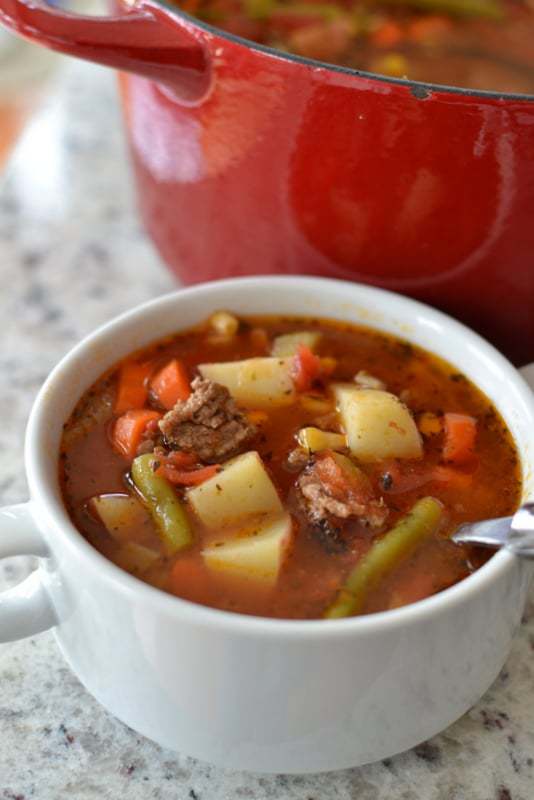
left=114, top=361, right=152, bottom=414
left=291, top=344, right=322, bottom=393
left=112, top=409, right=162, bottom=460
left=443, top=413, right=477, bottom=464
left=156, top=464, right=220, bottom=486
left=150, top=359, right=191, bottom=410
left=371, top=21, right=404, bottom=48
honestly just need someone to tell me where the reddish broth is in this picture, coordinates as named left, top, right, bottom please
left=60, top=315, right=521, bottom=619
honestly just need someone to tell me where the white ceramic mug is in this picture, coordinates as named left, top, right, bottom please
left=1, top=277, right=533, bottom=774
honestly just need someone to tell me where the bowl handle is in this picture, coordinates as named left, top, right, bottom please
left=0, top=503, right=56, bottom=643
left=0, top=0, right=212, bottom=105
left=520, top=363, right=534, bottom=391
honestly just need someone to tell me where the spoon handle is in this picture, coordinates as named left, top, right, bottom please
left=453, top=502, right=534, bottom=558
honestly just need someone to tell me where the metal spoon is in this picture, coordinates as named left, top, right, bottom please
left=452, top=502, right=534, bottom=558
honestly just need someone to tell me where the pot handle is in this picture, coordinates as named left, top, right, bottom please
left=0, top=503, right=57, bottom=643
left=0, top=0, right=212, bottom=105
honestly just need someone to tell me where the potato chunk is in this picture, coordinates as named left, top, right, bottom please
left=187, top=451, right=283, bottom=529
left=115, top=542, right=160, bottom=574
left=271, top=331, right=321, bottom=357
left=88, top=493, right=152, bottom=543
left=333, top=385, right=423, bottom=461
left=202, top=513, right=292, bottom=584
left=198, top=358, right=295, bottom=408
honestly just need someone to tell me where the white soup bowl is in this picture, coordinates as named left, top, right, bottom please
left=1, top=276, right=533, bottom=773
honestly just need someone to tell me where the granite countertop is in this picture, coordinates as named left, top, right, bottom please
left=1, top=59, right=533, bottom=800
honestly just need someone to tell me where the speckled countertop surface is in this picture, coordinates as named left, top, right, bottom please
left=1, top=60, right=534, bottom=800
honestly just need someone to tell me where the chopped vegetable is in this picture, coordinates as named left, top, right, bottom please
left=115, top=542, right=160, bottom=574
left=202, top=513, right=293, bottom=584
left=271, top=331, right=321, bottom=357
left=291, top=344, right=322, bottom=392
left=199, top=357, right=295, bottom=407
left=157, top=463, right=220, bottom=486
left=324, top=497, right=443, bottom=618
left=131, top=453, right=193, bottom=554
left=297, top=426, right=346, bottom=453
left=188, top=450, right=283, bottom=529
left=371, top=20, right=404, bottom=47
left=442, top=413, right=477, bottom=464
left=88, top=493, right=152, bottom=542
left=208, top=310, right=240, bottom=337
left=114, top=361, right=152, bottom=414
left=299, top=393, right=333, bottom=415
left=334, top=385, right=423, bottom=462
left=150, top=359, right=191, bottom=409
left=418, top=411, right=442, bottom=436
left=112, top=409, right=162, bottom=460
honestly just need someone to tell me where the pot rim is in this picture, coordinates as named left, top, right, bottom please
left=155, top=0, right=534, bottom=103
left=25, top=276, right=534, bottom=640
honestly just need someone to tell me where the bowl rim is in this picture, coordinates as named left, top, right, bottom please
left=156, top=0, right=534, bottom=103
left=25, top=275, right=534, bottom=639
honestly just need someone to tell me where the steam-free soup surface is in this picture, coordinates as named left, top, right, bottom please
left=174, top=0, right=534, bottom=94
left=60, top=314, right=521, bottom=619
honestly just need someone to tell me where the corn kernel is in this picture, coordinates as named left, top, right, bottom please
left=209, top=310, right=239, bottom=338
left=297, top=427, right=346, bottom=453
left=299, top=395, right=333, bottom=415
left=418, top=412, right=442, bottom=437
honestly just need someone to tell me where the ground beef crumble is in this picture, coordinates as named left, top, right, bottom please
left=158, top=376, right=256, bottom=463
left=296, top=453, right=388, bottom=550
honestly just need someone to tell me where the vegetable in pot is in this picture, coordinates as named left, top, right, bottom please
left=112, top=409, right=162, bottom=461
left=202, top=513, right=293, bottom=584
left=131, top=453, right=193, bottom=554
left=88, top=493, right=152, bottom=542
left=297, top=427, right=346, bottom=453
left=188, top=450, right=283, bottom=529
left=199, top=357, right=295, bottom=407
left=150, top=359, right=191, bottom=409
left=324, top=496, right=443, bottom=618
left=271, top=331, right=321, bottom=357
left=114, top=361, right=152, bottom=414
left=115, top=542, right=160, bottom=575
left=334, top=385, right=423, bottom=461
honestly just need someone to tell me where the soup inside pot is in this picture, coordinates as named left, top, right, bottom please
left=173, top=0, right=534, bottom=94
left=59, top=313, right=521, bottom=619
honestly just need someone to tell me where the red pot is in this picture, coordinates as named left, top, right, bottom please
left=1, top=0, right=533, bottom=364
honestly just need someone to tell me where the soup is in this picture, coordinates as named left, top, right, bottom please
left=60, top=313, right=521, bottom=619
left=175, top=0, right=534, bottom=94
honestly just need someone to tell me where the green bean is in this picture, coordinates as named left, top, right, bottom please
left=131, top=454, right=193, bottom=555
left=374, top=0, right=504, bottom=20
left=324, top=496, right=443, bottom=619
left=245, top=1, right=344, bottom=20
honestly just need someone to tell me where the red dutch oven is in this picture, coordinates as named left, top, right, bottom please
left=0, top=0, right=533, bottom=363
